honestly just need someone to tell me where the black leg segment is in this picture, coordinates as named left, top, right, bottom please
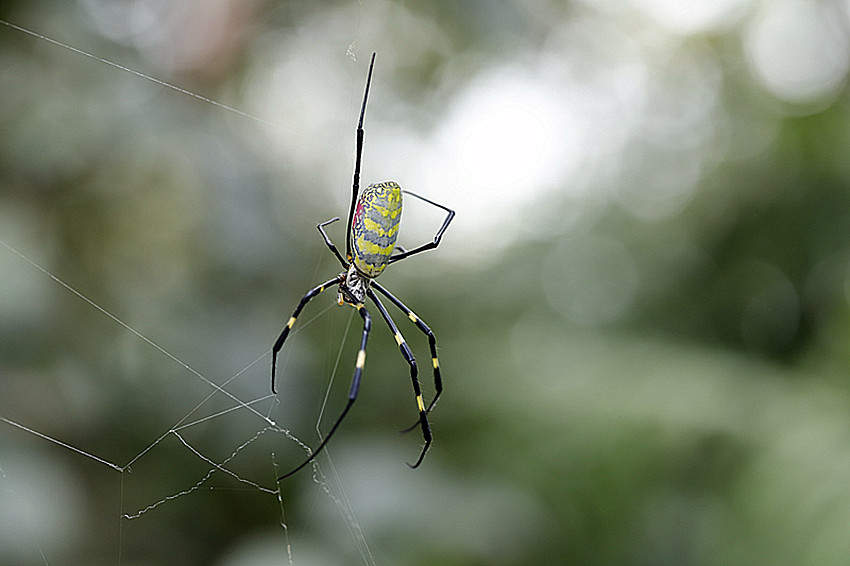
left=276, top=302, right=372, bottom=481
left=372, top=281, right=443, bottom=416
left=271, top=275, right=344, bottom=394
left=345, top=53, right=377, bottom=262
left=388, top=191, right=455, bottom=264
left=368, top=289, right=432, bottom=468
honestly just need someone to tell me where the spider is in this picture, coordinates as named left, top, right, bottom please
left=272, top=53, right=455, bottom=480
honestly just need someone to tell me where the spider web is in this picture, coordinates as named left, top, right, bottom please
left=0, top=16, right=380, bottom=566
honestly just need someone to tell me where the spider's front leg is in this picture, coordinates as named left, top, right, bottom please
left=271, top=274, right=343, bottom=394
left=276, top=302, right=372, bottom=480
left=373, top=282, right=443, bottom=417
left=367, top=289, right=433, bottom=468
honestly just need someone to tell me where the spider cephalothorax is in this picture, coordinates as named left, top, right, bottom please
left=271, top=54, right=454, bottom=480
left=339, top=264, right=369, bottom=305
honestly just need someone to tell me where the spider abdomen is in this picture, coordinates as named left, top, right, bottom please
left=351, top=181, right=402, bottom=277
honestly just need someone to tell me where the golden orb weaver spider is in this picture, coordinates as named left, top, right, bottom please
left=272, top=53, right=455, bottom=480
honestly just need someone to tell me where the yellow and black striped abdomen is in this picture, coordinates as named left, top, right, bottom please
left=351, top=181, right=402, bottom=278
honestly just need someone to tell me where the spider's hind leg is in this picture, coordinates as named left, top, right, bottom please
left=317, top=218, right=347, bottom=267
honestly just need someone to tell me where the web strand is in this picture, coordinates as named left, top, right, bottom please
left=0, top=416, right=123, bottom=472
left=0, top=238, right=277, bottom=441
left=0, top=234, right=332, bottom=524
left=0, top=19, right=301, bottom=138
left=0, top=14, right=375, bottom=566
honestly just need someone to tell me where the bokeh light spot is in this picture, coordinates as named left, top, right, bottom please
left=745, top=0, right=850, bottom=105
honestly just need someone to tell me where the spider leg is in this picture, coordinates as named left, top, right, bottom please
left=317, top=218, right=347, bottom=267
left=368, top=287, right=433, bottom=468
left=277, top=302, right=372, bottom=481
left=345, top=53, right=376, bottom=262
left=388, top=191, right=455, bottom=264
left=271, top=275, right=344, bottom=394
left=372, top=281, right=443, bottom=420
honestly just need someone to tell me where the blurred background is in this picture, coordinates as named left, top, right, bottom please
left=4, top=0, right=850, bottom=564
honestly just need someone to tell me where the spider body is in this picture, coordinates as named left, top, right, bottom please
left=338, top=264, right=369, bottom=305
left=272, top=54, right=454, bottom=480
left=351, top=181, right=402, bottom=278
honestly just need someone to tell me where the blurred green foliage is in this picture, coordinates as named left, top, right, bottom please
left=4, top=1, right=850, bottom=565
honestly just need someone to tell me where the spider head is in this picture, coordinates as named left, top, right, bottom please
left=338, top=264, right=370, bottom=305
